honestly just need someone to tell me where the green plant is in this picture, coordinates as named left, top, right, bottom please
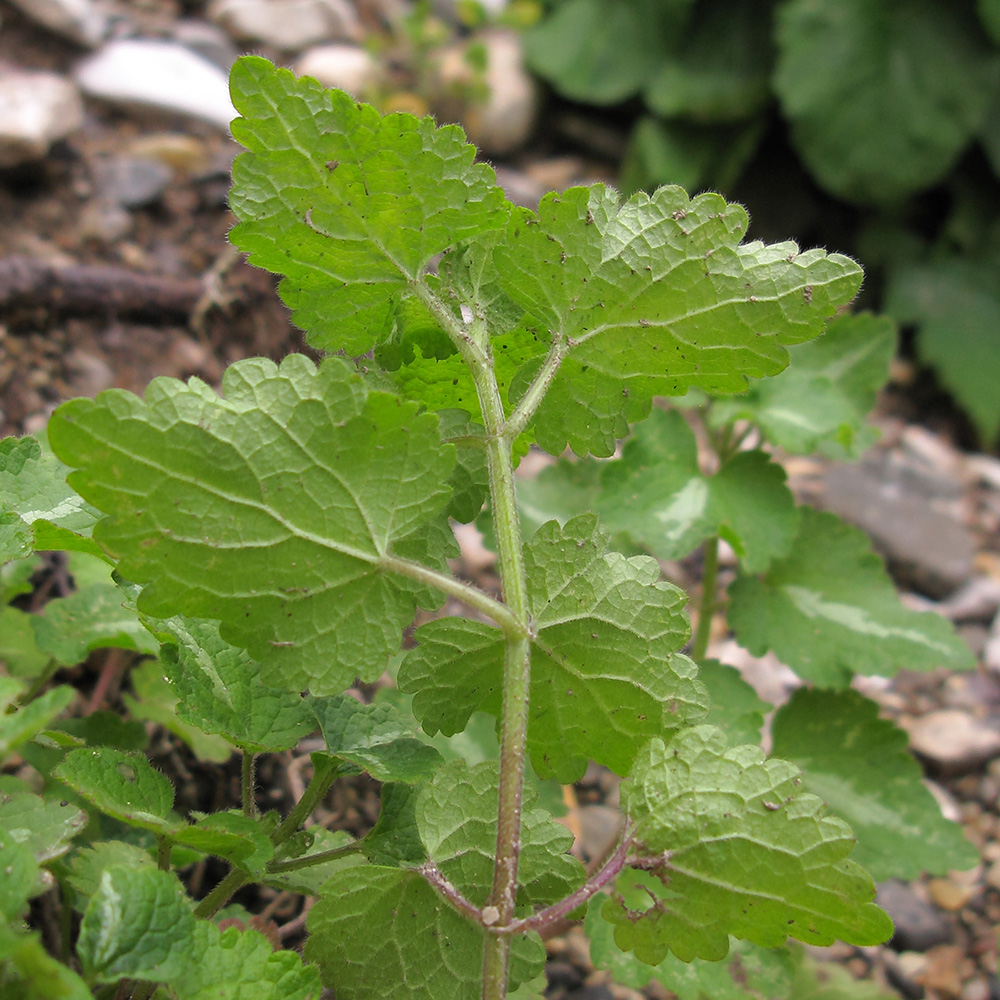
left=0, top=57, right=977, bottom=1000
left=523, top=0, right=1000, bottom=445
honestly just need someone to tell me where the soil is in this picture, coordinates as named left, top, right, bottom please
left=3, top=3, right=1000, bottom=1000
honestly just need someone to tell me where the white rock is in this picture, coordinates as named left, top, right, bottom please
left=74, top=39, right=235, bottom=131
left=0, top=69, right=84, bottom=168
left=207, top=0, right=361, bottom=50
left=906, top=709, right=1000, bottom=772
left=439, top=30, right=539, bottom=156
left=5, top=0, right=109, bottom=47
left=295, top=44, right=381, bottom=97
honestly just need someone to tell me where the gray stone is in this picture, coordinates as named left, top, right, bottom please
left=92, top=155, right=173, bottom=208
left=0, top=69, right=83, bottom=168
left=294, top=44, right=381, bottom=97
left=823, top=459, right=975, bottom=597
left=905, top=709, right=1000, bottom=773
left=74, top=39, right=235, bottom=131
left=170, top=19, right=239, bottom=71
left=207, top=0, right=362, bottom=50
left=6, top=0, right=109, bottom=47
left=877, top=879, right=952, bottom=952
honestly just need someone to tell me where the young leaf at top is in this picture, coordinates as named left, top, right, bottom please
left=48, top=355, right=458, bottom=694
left=399, top=514, right=708, bottom=781
left=771, top=688, right=978, bottom=880
left=517, top=408, right=799, bottom=572
left=306, top=865, right=545, bottom=1000
left=613, top=727, right=892, bottom=963
left=153, top=616, right=314, bottom=754
left=492, top=184, right=862, bottom=456
left=728, top=508, right=976, bottom=686
left=227, top=55, right=510, bottom=355
left=709, top=312, right=897, bottom=458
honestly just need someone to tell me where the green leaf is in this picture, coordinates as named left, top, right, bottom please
left=0, top=434, right=101, bottom=565
left=362, top=782, right=426, bottom=867
left=172, top=922, right=320, bottom=1000
left=728, top=508, right=976, bottom=686
left=0, top=835, right=38, bottom=920
left=0, top=791, right=86, bottom=863
left=709, top=313, right=897, bottom=458
left=67, top=841, right=157, bottom=899
left=57, top=710, right=147, bottom=752
left=0, top=606, right=49, bottom=679
left=306, top=865, right=544, bottom=1000
left=494, top=185, right=863, bottom=456
left=32, top=556, right=158, bottom=666
left=77, top=866, right=195, bottom=984
left=48, top=355, right=458, bottom=694
left=155, top=617, right=314, bottom=754
left=228, top=55, right=509, bottom=354
left=981, top=0, right=1000, bottom=43
left=400, top=514, right=707, bottom=781
left=124, top=661, right=232, bottom=764
left=587, top=892, right=796, bottom=995
left=885, top=254, right=1000, bottom=442
left=697, top=660, right=768, bottom=747
left=54, top=747, right=177, bottom=833
left=614, top=727, right=893, bottom=962
left=173, top=811, right=274, bottom=876
left=416, top=759, right=584, bottom=906
left=268, top=828, right=364, bottom=894
left=771, top=689, right=979, bottom=880
left=775, top=0, right=1000, bottom=203
left=311, top=694, right=443, bottom=784
left=0, top=681, right=75, bottom=757
left=518, top=408, right=800, bottom=572
left=643, top=0, right=774, bottom=122
left=0, top=925, right=91, bottom=1000
left=523, top=0, right=692, bottom=104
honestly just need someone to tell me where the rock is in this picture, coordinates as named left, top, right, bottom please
left=0, top=69, right=84, bottom=168
left=171, top=19, right=240, bottom=71
left=208, top=0, right=362, bottom=50
left=927, top=877, right=978, bottom=911
left=823, top=459, right=975, bottom=598
left=92, top=155, right=173, bottom=209
left=5, top=0, right=109, bottom=47
left=905, top=709, right=1000, bottom=773
left=940, top=575, right=1000, bottom=622
left=74, top=39, right=235, bottom=131
left=294, top=44, right=381, bottom=96
left=985, top=610, right=1000, bottom=675
left=923, top=943, right=966, bottom=998
left=877, top=879, right=952, bottom=951
left=125, top=134, right=212, bottom=175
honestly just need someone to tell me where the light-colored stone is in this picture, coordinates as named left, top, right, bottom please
left=940, top=575, right=1000, bottom=622
left=171, top=19, right=239, bottom=71
left=294, top=44, right=381, bottom=97
left=0, top=69, right=83, bottom=168
left=75, top=39, right=235, bottom=131
left=6, top=0, right=109, bottom=47
left=906, top=709, right=1000, bottom=772
left=208, top=0, right=361, bottom=49
left=927, top=877, right=978, bottom=911
left=985, top=609, right=1000, bottom=674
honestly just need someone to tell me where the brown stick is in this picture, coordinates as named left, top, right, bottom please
left=0, top=255, right=205, bottom=323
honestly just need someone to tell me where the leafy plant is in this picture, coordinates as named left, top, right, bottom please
left=0, top=57, right=977, bottom=1000
left=523, top=0, right=1000, bottom=444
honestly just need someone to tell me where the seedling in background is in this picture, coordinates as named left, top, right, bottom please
left=0, top=56, right=977, bottom=1000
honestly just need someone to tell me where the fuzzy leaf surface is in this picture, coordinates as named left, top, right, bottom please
left=775, top=0, right=1000, bottom=203
left=54, top=748, right=177, bottom=833
left=306, top=865, right=545, bottom=1000
left=518, top=409, right=799, bottom=572
left=709, top=312, right=897, bottom=458
left=228, top=56, right=509, bottom=354
left=697, top=659, right=769, bottom=747
left=0, top=925, right=92, bottom=1000
left=68, top=841, right=157, bottom=900
left=311, top=694, right=442, bottom=784
left=155, top=617, right=314, bottom=753
left=493, top=184, right=862, bottom=456
left=771, top=689, right=978, bottom=880
left=0, top=792, right=86, bottom=863
left=77, top=867, right=195, bottom=984
left=48, top=355, right=457, bottom=695
left=729, top=508, right=975, bottom=685
left=615, top=727, right=892, bottom=962
left=400, top=514, right=707, bottom=781
left=416, top=759, right=584, bottom=906
left=173, top=811, right=274, bottom=876
left=0, top=835, right=39, bottom=920
left=0, top=681, right=75, bottom=757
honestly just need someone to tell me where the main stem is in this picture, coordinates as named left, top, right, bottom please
left=471, top=354, right=532, bottom=1000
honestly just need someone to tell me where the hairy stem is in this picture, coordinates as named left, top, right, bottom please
left=503, top=335, right=566, bottom=441
left=266, top=840, right=363, bottom=873
left=417, top=861, right=484, bottom=925
left=270, top=755, right=338, bottom=848
left=690, top=534, right=719, bottom=662
left=192, top=867, right=249, bottom=920
left=241, top=752, right=258, bottom=818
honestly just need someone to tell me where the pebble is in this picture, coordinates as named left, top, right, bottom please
left=294, top=44, right=381, bottom=97
left=170, top=19, right=240, bottom=71
left=905, top=710, right=1000, bottom=773
left=928, top=877, right=979, bottom=911
left=125, top=134, right=212, bottom=175
left=824, top=459, right=976, bottom=598
left=985, top=611, right=1000, bottom=675
left=92, top=155, right=173, bottom=209
left=75, top=39, right=235, bottom=131
left=923, top=943, right=967, bottom=998
left=0, top=68, right=83, bottom=168
left=208, top=0, right=361, bottom=49
left=6, top=0, right=109, bottom=47
left=877, top=879, right=953, bottom=951
left=940, top=576, right=1000, bottom=623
